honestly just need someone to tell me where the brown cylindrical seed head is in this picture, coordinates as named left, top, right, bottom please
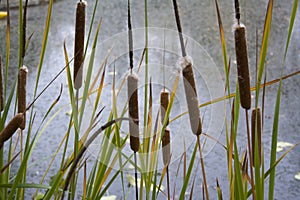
left=0, top=56, right=4, bottom=111
left=182, top=58, right=202, bottom=135
left=234, top=24, right=251, bottom=110
left=251, top=107, right=262, bottom=167
left=74, top=1, right=86, bottom=90
left=162, top=128, right=171, bottom=166
left=0, top=113, right=24, bottom=149
left=127, top=73, right=139, bottom=152
left=160, top=90, right=169, bottom=126
left=18, top=65, right=28, bottom=130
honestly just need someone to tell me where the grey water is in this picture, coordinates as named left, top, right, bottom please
left=0, top=0, right=299, bottom=199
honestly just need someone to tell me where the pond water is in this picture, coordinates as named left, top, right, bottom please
left=0, top=0, right=299, bottom=199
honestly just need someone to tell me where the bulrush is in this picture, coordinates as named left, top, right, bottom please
left=162, top=128, right=171, bottom=166
left=74, top=0, right=86, bottom=90
left=18, top=65, right=28, bottom=130
left=181, top=57, right=202, bottom=135
left=160, top=90, right=169, bottom=126
left=234, top=23, right=251, bottom=110
left=127, top=73, right=140, bottom=152
left=0, top=56, right=4, bottom=111
left=251, top=107, right=262, bottom=166
left=0, top=113, right=24, bottom=149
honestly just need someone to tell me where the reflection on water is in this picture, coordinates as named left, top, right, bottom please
left=0, top=0, right=299, bottom=199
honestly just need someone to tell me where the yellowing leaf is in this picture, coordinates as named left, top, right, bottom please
left=295, top=172, right=300, bottom=180
left=0, top=11, right=7, bottom=20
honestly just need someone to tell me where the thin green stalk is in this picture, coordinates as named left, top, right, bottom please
left=245, top=110, right=255, bottom=200
left=197, top=135, right=209, bottom=200
left=179, top=142, right=198, bottom=199
left=269, top=1, right=298, bottom=199
left=134, top=152, right=139, bottom=200
left=255, top=0, right=273, bottom=107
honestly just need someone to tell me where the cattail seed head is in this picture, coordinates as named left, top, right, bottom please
left=0, top=56, right=4, bottom=111
left=162, top=128, right=171, bottom=166
left=74, top=0, right=86, bottom=90
left=181, top=57, right=202, bottom=135
left=234, top=24, right=251, bottom=110
left=160, top=90, right=169, bottom=126
left=127, top=73, right=139, bottom=152
left=0, top=113, right=24, bottom=149
left=251, top=107, right=262, bottom=167
left=18, top=65, right=28, bottom=130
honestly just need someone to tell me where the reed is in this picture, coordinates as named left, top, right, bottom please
left=0, top=113, right=24, bottom=149
left=18, top=65, right=28, bottom=130
left=234, top=23, right=251, bottom=110
left=74, top=0, right=86, bottom=90
left=251, top=107, right=262, bottom=166
left=0, top=0, right=297, bottom=199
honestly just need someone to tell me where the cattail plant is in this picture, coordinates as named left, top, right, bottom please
left=18, top=65, right=28, bottom=130
left=233, top=0, right=251, bottom=110
left=0, top=56, right=4, bottom=111
left=0, top=113, right=24, bottom=149
left=172, top=0, right=208, bottom=199
left=251, top=107, right=262, bottom=166
left=234, top=0, right=255, bottom=195
left=127, top=0, right=139, bottom=199
left=172, top=0, right=202, bottom=135
left=74, top=0, right=86, bottom=90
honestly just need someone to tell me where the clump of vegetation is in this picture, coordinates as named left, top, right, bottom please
left=0, top=0, right=299, bottom=199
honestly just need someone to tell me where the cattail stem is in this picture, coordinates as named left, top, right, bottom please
left=245, top=110, right=256, bottom=199
left=134, top=152, right=138, bottom=200
left=22, top=0, right=28, bottom=61
left=128, top=0, right=133, bottom=71
left=166, top=167, right=170, bottom=200
left=251, top=107, right=262, bottom=167
left=234, top=24, right=251, bottom=110
left=127, top=73, right=140, bottom=152
left=234, top=0, right=240, bottom=24
left=18, top=66, right=28, bottom=130
left=197, top=135, right=209, bottom=200
left=0, top=113, right=24, bottom=149
left=74, top=0, right=86, bottom=90
left=182, top=58, right=202, bottom=135
left=160, top=90, right=169, bottom=126
left=172, top=0, right=186, bottom=57
left=0, top=56, right=4, bottom=111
